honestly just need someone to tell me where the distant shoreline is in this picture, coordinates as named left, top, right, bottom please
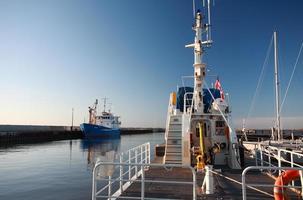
left=0, top=125, right=165, bottom=144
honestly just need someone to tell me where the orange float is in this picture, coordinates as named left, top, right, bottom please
left=274, top=170, right=300, bottom=200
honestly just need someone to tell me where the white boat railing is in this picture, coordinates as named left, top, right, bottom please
left=92, top=143, right=197, bottom=200
left=254, top=143, right=303, bottom=188
left=242, top=166, right=303, bottom=200
left=183, top=92, right=193, bottom=115
left=255, top=144, right=303, bottom=169
left=92, top=142, right=150, bottom=200
left=164, top=98, right=173, bottom=141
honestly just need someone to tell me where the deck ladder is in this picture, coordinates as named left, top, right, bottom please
left=164, top=114, right=183, bottom=164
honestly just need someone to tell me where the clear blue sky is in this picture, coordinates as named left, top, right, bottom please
left=0, top=0, right=302, bottom=128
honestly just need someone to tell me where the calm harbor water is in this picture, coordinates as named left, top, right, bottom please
left=0, top=132, right=164, bottom=200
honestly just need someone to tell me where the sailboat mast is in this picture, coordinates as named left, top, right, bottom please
left=274, top=31, right=281, bottom=141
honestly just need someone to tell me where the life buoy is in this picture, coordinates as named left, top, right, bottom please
left=274, top=170, right=300, bottom=200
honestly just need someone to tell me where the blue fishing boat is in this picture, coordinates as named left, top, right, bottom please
left=80, top=99, right=121, bottom=138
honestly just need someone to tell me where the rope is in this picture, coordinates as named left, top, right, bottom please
left=279, top=42, right=303, bottom=113
left=245, top=34, right=274, bottom=125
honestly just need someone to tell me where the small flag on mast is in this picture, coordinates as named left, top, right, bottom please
left=214, top=77, right=225, bottom=99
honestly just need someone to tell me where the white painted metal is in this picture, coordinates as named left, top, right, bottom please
left=205, top=165, right=214, bottom=194
left=93, top=163, right=196, bottom=200
left=273, top=31, right=281, bottom=141
left=93, top=142, right=150, bottom=200
left=242, top=166, right=303, bottom=200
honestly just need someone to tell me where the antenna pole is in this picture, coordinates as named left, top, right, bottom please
left=71, top=108, right=74, bottom=131
left=274, top=31, right=281, bottom=141
left=185, top=0, right=213, bottom=114
left=207, top=0, right=211, bottom=41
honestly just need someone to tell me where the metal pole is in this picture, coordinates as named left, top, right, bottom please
left=92, top=167, right=96, bottom=200
left=129, top=152, right=131, bottom=180
left=242, top=169, right=247, bottom=200
left=71, top=108, right=74, bottom=131
left=278, top=149, right=281, bottom=175
left=148, top=143, right=150, bottom=164
left=108, top=175, right=112, bottom=199
left=141, top=164, right=145, bottom=200
left=135, top=149, right=138, bottom=177
left=140, top=146, right=143, bottom=164
left=119, top=153, right=123, bottom=193
left=274, top=31, right=281, bottom=141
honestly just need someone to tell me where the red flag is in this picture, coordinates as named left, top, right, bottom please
left=215, top=78, right=225, bottom=99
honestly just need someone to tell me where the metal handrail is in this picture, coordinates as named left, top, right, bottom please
left=255, top=144, right=303, bottom=169
left=93, top=162, right=196, bottom=200
left=254, top=144, right=303, bottom=188
left=164, top=98, right=172, bottom=141
left=183, top=92, right=193, bottom=115
left=92, top=142, right=150, bottom=200
left=242, top=166, right=303, bottom=200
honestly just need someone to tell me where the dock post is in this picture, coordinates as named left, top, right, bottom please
left=205, top=165, right=214, bottom=194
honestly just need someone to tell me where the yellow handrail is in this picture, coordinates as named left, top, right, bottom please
left=198, top=122, right=204, bottom=155
left=196, top=122, right=205, bottom=171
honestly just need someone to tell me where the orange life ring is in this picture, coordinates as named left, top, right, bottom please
left=274, top=170, right=300, bottom=200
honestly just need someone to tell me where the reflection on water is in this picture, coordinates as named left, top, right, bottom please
left=81, top=139, right=121, bottom=176
left=0, top=132, right=164, bottom=200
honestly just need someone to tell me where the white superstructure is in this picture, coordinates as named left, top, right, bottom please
left=88, top=99, right=121, bottom=129
left=163, top=1, right=241, bottom=173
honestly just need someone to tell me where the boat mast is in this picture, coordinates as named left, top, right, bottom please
left=274, top=31, right=281, bottom=141
left=186, top=0, right=212, bottom=114
left=102, top=97, right=107, bottom=112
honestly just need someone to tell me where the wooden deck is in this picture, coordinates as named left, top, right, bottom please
left=116, top=153, right=300, bottom=199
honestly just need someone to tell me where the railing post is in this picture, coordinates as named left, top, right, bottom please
left=129, top=151, right=131, bottom=180
left=268, top=149, right=271, bottom=168
left=242, top=168, right=248, bottom=200
left=260, top=146, right=264, bottom=168
left=278, top=149, right=281, bottom=175
left=141, top=164, right=145, bottom=200
left=108, top=175, right=112, bottom=200
left=145, top=145, right=148, bottom=164
left=291, top=152, right=294, bottom=186
left=255, top=148, right=258, bottom=166
left=119, top=153, right=123, bottom=193
left=148, top=143, right=151, bottom=164
left=192, top=168, right=197, bottom=200
left=135, top=149, right=138, bottom=178
left=92, top=166, right=96, bottom=200
left=140, top=145, right=143, bottom=165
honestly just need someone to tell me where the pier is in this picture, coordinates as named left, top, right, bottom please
left=0, top=125, right=164, bottom=143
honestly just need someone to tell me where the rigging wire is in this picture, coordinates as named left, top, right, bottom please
left=245, top=34, right=274, bottom=124
left=279, top=42, right=303, bottom=113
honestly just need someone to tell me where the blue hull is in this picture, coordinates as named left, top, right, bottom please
left=80, top=123, right=120, bottom=138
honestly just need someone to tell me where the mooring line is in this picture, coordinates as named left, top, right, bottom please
left=210, top=170, right=274, bottom=197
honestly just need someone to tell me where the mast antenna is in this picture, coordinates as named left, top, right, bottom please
left=203, top=0, right=212, bottom=45
left=193, top=0, right=196, bottom=18
left=101, top=97, right=109, bottom=112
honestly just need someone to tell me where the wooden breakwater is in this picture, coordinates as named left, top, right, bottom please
left=0, top=125, right=164, bottom=143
